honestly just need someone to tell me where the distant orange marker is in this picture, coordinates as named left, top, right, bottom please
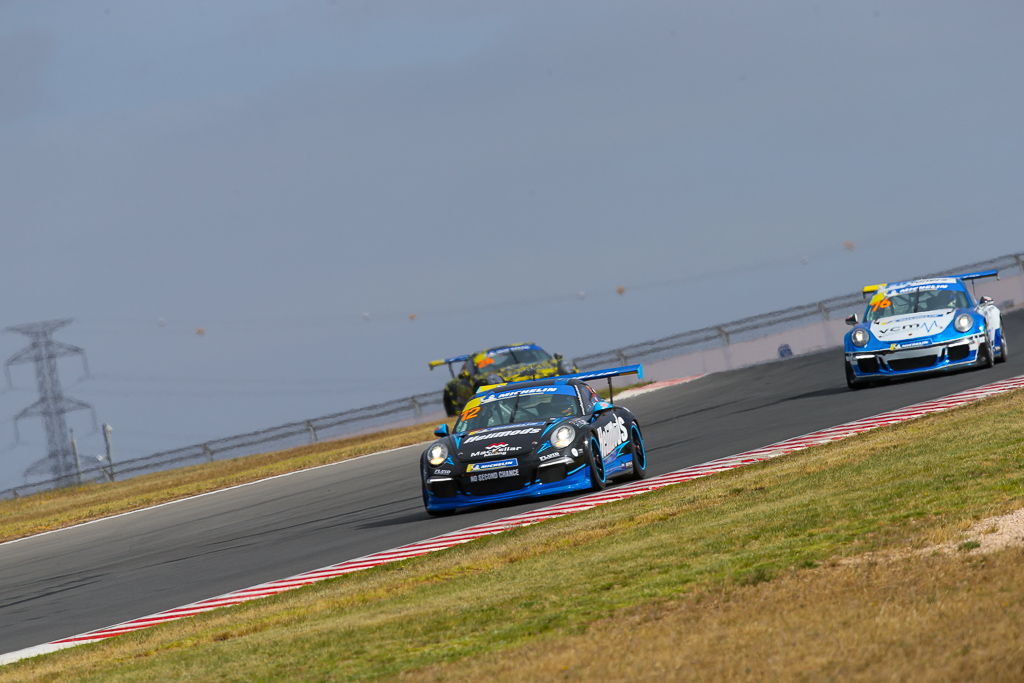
left=195, top=327, right=205, bottom=336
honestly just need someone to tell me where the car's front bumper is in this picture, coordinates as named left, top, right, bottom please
left=423, top=462, right=592, bottom=512
left=846, top=332, right=984, bottom=381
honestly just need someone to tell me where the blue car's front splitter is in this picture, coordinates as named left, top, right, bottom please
left=425, top=465, right=593, bottom=512
left=847, top=340, right=982, bottom=381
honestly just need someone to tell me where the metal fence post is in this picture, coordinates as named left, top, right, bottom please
left=307, top=421, right=318, bottom=444
left=70, top=429, right=83, bottom=486
left=203, top=444, right=214, bottom=462
left=102, top=423, right=115, bottom=482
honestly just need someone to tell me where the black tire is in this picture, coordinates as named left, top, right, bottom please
left=845, top=363, right=863, bottom=390
left=587, top=435, right=607, bottom=491
left=625, top=423, right=647, bottom=481
left=442, top=391, right=457, bottom=417
left=978, top=342, right=995, bottom=369
left=423, top=487, right=456, bottom=516
left=996, top=333, right=1008, bottom=364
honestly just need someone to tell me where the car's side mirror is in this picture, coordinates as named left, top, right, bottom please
left=592, top=400, right=613, bottom=415
left=980, top=296, right=994, bottom=305
left=433, top=424, right=450, bottom=437
left=845, top=314, right=859, bottom=326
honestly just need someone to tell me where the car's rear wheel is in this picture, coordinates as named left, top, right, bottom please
left=996, top=333, right=1008, bottom=364
left=625, top=423, right=647, bottom=481
left=587, top=436, right=607, bottom=491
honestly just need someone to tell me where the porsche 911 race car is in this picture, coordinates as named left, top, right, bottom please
left=420, top=365, right=646, bottom=515
left=843, top=270, right=1007, bottom=389
left=429, top=343, right=577, bottom=416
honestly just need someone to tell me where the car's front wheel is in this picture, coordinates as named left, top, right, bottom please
left=977, top=342, right=995, bottom=369
left=442, top=391, right=458, bottom=417
left=587, top=436, right=607, bottom=491
left=422, top=487, right=456, bottom=517
left=845, top=363, right=864, bottom=390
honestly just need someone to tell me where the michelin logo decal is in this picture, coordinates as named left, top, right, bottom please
left=481, top=387, right=559, bottom=403
left=466, top=458, right=518, bottom=472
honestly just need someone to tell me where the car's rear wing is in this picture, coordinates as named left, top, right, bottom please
left=953, top=269, right=998, bottom=281
left=955, top=269, right=999, bottom=298
left=428, top=354, right=471, bottom=378
left=477, top=364, right=643, bottom=403
left=862, top=269, right=999, bottom=299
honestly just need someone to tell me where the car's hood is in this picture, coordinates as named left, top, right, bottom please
left=453, top=420, right=559, bottom=459
left=868, top=310, right=955, bottom=342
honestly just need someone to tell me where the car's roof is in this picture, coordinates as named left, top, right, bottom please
left=480, top=342, right=542, bottom=355
left=882, top=277, right=968, bottom=293
left=476, top=376, right=582, bottom=396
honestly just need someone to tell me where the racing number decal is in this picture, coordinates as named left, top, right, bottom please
left=870, top=296, right=892, bottom=313
left=461, top=406, right=481, bottom=421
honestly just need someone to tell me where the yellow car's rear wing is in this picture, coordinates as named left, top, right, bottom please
left=862, top=283, right=887, bottom=299
left=428, top=354, right=471, bottom=378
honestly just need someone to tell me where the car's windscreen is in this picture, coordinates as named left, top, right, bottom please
left=476, top=347, right=552, bottom=371
left=865, top=288, right=969, bottom=321
left=455, top=392, right=580, bottom=432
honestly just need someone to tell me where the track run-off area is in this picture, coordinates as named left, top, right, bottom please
left=2, top=309, right=1023, bottom=664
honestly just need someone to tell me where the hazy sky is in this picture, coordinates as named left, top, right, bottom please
left=1, top=1, right=1022, bottom=488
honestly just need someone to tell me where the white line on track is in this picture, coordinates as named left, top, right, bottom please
left=0, top=441, right=429, bottom=549
left=3, top=373, right=1023, bottom=666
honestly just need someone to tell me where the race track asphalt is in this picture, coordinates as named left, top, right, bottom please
left=2, top=310, right=1022, bottom=655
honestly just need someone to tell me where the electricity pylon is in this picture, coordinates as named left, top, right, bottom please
left=5, top=319, right=95, bottom=485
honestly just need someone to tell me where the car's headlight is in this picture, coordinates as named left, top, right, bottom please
left=954, top=313, right=974, bottom=333
left=550, top=424, right=576, bottom=449
left=427, top=443, right=448, bottom=466
left=851, top=328, right=870, bottom=347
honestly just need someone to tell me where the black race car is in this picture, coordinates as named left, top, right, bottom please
left=421, top=365, right=646, bottom=515
left=429, top=343, right=576, bottom=417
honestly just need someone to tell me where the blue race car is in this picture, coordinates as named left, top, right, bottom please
left=420, top=365, right=647, bottom=515
left=843, top=270, right=1007, bottom=389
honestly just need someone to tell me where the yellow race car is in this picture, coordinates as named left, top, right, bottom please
left=429, top=343, right=577, bottom=416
